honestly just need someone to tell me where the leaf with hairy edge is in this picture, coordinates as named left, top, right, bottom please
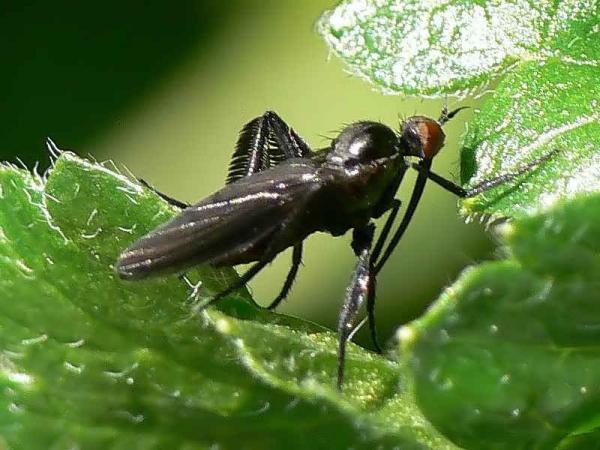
left=318, top=0, right=599, bottom=96
left=0, top=152, right=455, bottom=449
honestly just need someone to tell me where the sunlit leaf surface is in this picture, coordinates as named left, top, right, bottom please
left=318, top=0, right=598, bottom=96
left=0, top=153, right=454, bottom=449
left=319, top=0, right=600, bottom=217
left=460, top=60, right=600, bottom=218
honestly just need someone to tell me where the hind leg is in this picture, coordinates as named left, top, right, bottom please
left=226, top=112, right=312, bottom=308
left=138, top=179, right=189, bottom=209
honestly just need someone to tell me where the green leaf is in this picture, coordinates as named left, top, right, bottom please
left=401, top=194, right=600, bottom=449
left=460, top=59, right=600, bottom=218
left=318, top=0, right=599, bottom=96
left=319, top=0, right=600, bottom=217
left=0, top=153, right=455, bottom=449
left=557, top=429, right=600, bottom=450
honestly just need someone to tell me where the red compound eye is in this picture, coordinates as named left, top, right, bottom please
left=401, top=116, right=446, bottom=160
left=416, top=118, right=445, bottom=159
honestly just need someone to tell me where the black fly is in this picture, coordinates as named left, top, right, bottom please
left=116, top=109, right=556, bottom=390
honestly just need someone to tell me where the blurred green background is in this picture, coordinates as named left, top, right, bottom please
left=2, top=0, right=492, bottom=348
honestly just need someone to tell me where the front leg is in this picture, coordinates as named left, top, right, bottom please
left=370, top=199, right=401, bottom=269
left=367, top=199, right=402, bottom=353
left=337, top=224, right=376, bottom=390
left=410, top=147, right=560, bottom=197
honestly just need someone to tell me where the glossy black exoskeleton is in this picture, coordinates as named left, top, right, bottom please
left=116, top=109, right=557, bottom=390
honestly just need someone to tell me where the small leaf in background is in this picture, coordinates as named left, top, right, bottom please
left=401, top=194, right=600, bottom=449
left=0, top=153, right=454, bottom=449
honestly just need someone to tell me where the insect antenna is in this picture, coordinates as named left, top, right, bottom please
left=439, top=106, right=469, bottom=126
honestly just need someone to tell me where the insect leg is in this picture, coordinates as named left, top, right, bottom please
left=226, top=112, right=313, bottom=305
left=373, top=160, right=432, bottom=274
left=365, top=267, right=380, bottom=354
left=361, top=199, right=402, bottom=353
left=197, top=196, right=313, bottom=312
left=266, top=243, right=303, bottom=310
left=370, top=199, right=401, bottom=267
left=139, top=179, right=190, bottom=209
left=198, top=257, right=273, bottom=312
left=226, top=115, right=271, bottom=183
left=226, top=111, right=313, bottom=184
left=337, top=224, right=375, bottom=390
left=264, top=111, right=312, bottom=158
left=204, top=112, right=310, bottom=309
left=410, top=147, right=559, bottom=198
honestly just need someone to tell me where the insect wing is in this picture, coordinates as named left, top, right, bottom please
left=117, top=161, right=322, bottom=279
